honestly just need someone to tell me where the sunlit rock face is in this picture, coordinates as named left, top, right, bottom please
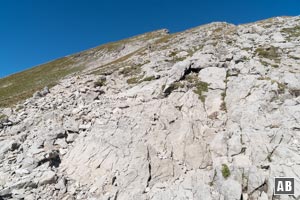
left=1, top=16, right=300, bottom=200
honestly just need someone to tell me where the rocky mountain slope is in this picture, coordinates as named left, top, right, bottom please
left=0, top=16, right=300, bottom=200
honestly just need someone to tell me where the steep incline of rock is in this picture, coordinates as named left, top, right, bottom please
left=0, top=16, right=300, bottom=200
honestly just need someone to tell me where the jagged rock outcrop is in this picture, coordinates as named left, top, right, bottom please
left=0, top=16, right=300, bottom=200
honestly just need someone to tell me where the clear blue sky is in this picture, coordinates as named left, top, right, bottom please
left=0, top=0, right=299, bottom=78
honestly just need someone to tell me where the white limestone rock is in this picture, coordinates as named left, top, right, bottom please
left=198, top=67, right=226, bottom=89
left=0, top=16, right=300, bottom=200
left=39, top=171, right=57, bottom=186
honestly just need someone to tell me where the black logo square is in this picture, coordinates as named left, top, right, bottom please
left=274, top=177, right=295, bottom=195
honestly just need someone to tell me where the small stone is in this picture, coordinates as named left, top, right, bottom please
left=66, top=134, right=77, bottom=143
left=40, top=86, right=50, bottom=96
left=15, top=169, right=30, bottom=176
left=221, top=179, right=242, bottom=200
left=79, top=123, right=91, bottom=131
left=59, top=148, right=68, bottom=155
left=33, top=91, right=42, bottom=98
left=67, top=184, right=77, bottom=195
left=55, top=177, right=67, bottom=193
left=24, top=194, right=36, bottom=200
left=39, top=171, right=56, bottom=186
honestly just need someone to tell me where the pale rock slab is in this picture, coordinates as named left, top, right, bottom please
left=198, top=67, right=226, bottom=89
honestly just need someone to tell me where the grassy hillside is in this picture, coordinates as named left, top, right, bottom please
left=0, top=29, right=168, bottom=108
left=0, top=57, right=84, bottom=107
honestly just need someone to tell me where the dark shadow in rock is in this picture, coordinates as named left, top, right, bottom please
left=289, top=89, right=300, bottom=97
left=49, top=154, right=61, bottom=168
left=37, top=151, right=61, bottom=168
left=0, top=194, right=12, bottom=200
left=179, top=64, right=201, bottom=81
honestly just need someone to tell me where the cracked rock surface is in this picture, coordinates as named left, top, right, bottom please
left=1, top=16, right=300, bottom=199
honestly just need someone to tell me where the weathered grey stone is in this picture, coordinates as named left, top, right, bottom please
left=163, top=60, right=191, bottom=93
left=63, top=118, right=79, bottom=133
left=24, top=194, right=36, bottom=200
left=40, top=86, right=50, bottom=96
left=66, top=133, right=77, bottom=143
left=38, top=171, right=56, bottom=186
left=79, top=123, right=91, bottom=131
left=221, top=179, right=242, bottom=200
left=15, top=168, right=30, bottom=176
left=33, top=91, right=43, bottom=98
left=0, top=140, right=20, bottom=156
left=0, top=178, right=36, bottom=197
left=272, top=32, right=285, bottom=42
left=247, top=167, right=266, bottom=193
left=198, top=67, right=226, bottom=89
left=55, top=177, right=67, bottom=193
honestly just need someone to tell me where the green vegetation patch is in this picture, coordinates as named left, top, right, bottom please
left=257, top=77, right=286, bottom=94
left=193, top=81, right=209, bottom=103
left=220, top=91, right=227, bottom=112
left=289, top=89, right=300, bottom=97
left=281, top=26, right=300, bottom=41
left=220, top=71, right=229, bottom=112
left=0, top=114, right=7, bottom=120
left=163, top=82, right=185, bottom=95
left=289, top=55, right=300, bottom=60
left=220, top=102, right=227, bottom=111
left=92, top=48, right=146, bottom=76
left=126, top=75, right=157, bottom=85
left=184, top=74, right=209, bottom=103
left=94, top=78, right=106, bottom=87
left=91, top=30, right=167, bottom=76
left=209, top=169, right=217, bottom=186
left=86, top=29, right=169, bottom=55
left=260, top=59, right=279, bottom=68
left=169, top=51, right=178, bottom=57
left=275, top=81, right=286, bottom=94
left=221, top=164, right=231, bottom=179
left=0, top=57, right=84, bottom=108
left=172, top=56, right=187, bottom=62
left=152, top=34, right=177, bottom=50
left=125, top=73, right=156, bottom=85
left=119, top=65, right=142, bottom=77
left=154, top=34, right=174, bottom=46
left=185, top=74, right=199, bottom=85
left=255, top=46, right=280, bottom=63
left=242, top=47, right=252, bottom=52
left=126, top=77, right=141, bottom=85
left=257, top=76, right=271, bottom=81
left=15, top=105, right=24, bottom=112
left=140, top=76, right=156, bottom=82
